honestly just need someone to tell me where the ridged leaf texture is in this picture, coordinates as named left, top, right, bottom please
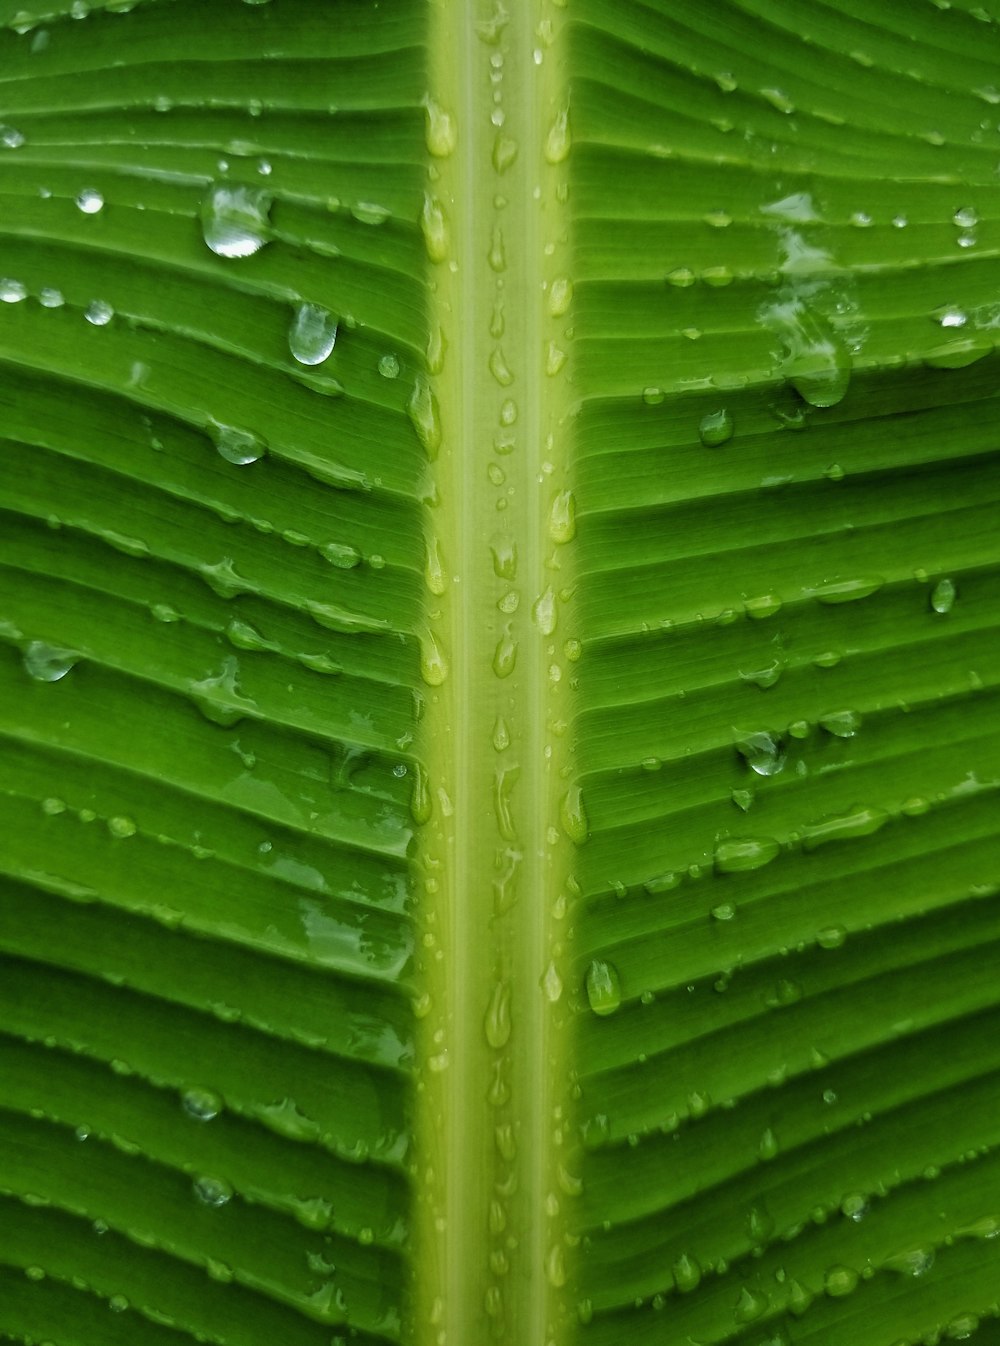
left=1, top=3, right=999, bottom=1346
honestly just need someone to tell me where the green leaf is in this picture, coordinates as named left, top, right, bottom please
left=1, top=3, right=999, bottom=1346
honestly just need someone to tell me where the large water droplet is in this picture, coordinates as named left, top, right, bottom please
left=930, top=577, right=956, bottom=614
left=0, top=278, right=26, bottom=303
left=193, top=1175, right=232, bottom=1207
left=182, top=1088, right=222, bottom=1121
left=75, top=187, right=104, bottom=214
left=288, top=302, right=337, bottom=366
left=735, top=730, right=785, bottom=776
left=766, top=298, right=852, bottom=407
left=714, top=836, right=780, bottom=873
left=23, top=640, right=78, bottom=682
left=585, top=959, right=621, bottom=1016
left=824, top=1265, right=859, bottom=1298
left=484, top=980, right=511, bottom=1048
left=201, top=183, right=272, bottom=258
left=560, top=784, right=588, bottom=844
left=673, top=1253, right=701, bottom=1293
left=84, top=299, right=113, bottom=327
left=699, top=408, right=734, bottom=446
left=210, top=420, right=266, bottom=466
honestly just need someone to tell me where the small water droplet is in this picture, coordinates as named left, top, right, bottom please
left=0, top=126, right=25, bottom=149
left=378, top=353, right=400, bottom=379
left=201, top=183, right=272, bottom=258
left=420, top=630, right=448, bottom=687
left=548, top=488, right=576, bottom=543
left=817, top=925, right=847, bottom=950
left=38, top=287, right=64, bottom=308
left=699, top=408, right=734, bottom=447
left=75, top=187, right=104, bottom=214
left=288, top=302, right=337, bottom=366
left=408, top=376, right=441, bottom=458
left=107, top=815, right=136, bottom=839
left=182, top=1088, right=222, bottom=1121
left=532, top=586, right=556, bottom=635
left=560, top=784, right=588, bottom=844
left=23, top=640, right=77, bottom=682
left=931, top=577, right=956, bottom=613
left=841, top=1192, right=869, bottom=1221
left=84, top=299, right=113, bottom=326
left=542, top=961, right=562, bottom=1002
left=735, top=730, right=785, bottom=776
left=319, top=541, right=361, bottom=570
left=492, top=628, right=517, bottom=678
left=818, top=708, right=861, bottom=738
left=758, top=1126, right=779, bottom=1160
left=484, top=980, right=511, bottom=1048
left=0, top=278, right=26, bottom=303
left=953, top=206, right=978, bottom=229
left=734, top=1285, right=769, bottom=1323
left=673, top=1252, right=701, bottom=1293
left=209, top=420, right=266, bottom=466
left=421, top=192, right=448, bottom=262
left=193, top=1175, right=232, bottom=1207
left=424, top=97, right=456, bottom=157
left=585, top=959, right=621, bottom=1016
left=549, top=276, right=572, bottom=316
left=545, top=104, right=571, bottom=163
left=714, top=836, right=780, bottom=873
left=824, top=1265, right=858, bottom=1297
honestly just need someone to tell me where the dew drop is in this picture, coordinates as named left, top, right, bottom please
left=378, top=353, right=400, bottom=379
left=484, top=980, right=511, bottom=1048
left=734, top=1286, right=769, bottom=1323
left=532, top=586, right=557, bottom=635
left=735, top=730, right=785, bottom=776
left=560, top=784, right=588, bottom=844
left=818, top=708, right=861, bottom=738
left=548, top=488, right=576, bottom=543
left=39, top=287, right=64, bottom=308
left=23, top=640, right=77, bottom=682
left=824, top=1265, right=858, bottom=1298
left=193, top=1175, right=232, bottom=1207
left=420, top=193, right=449, bottom=262
left=699, top=408, right=734, bottom=447
left=288, top=303, right=337, bottom=366
left=210, top=420, right=266, bottom=466
left=107, top=815, right=136, bottom=839
left=545, top=104, right=571, bottom=163
left=0, top=278, right=26, bottom=303
left=84, top=299, right=113, bottom=327
left=549, top=276, right=572, bottom=316
left=424, top=98, right=456, bottom=158
left=953, top=206, right=978, bottom=229
left=673, top=1252, right=701, bottom=1293
left=542, top=961, right=563, bottom=1002
left=319, top=541, right=361, bottom=570
left=931, top=577, right=956, bottom=614
left=182, top=1088, right=222, bottom=1121
left=201, top=183, right=272, bottom=258
left=0, top=126, right=25, bottom=149
left=419, top=630, right=448, bottom=687
left=407, top=376, right=442, bottom=459
left=75, top=187, right=104, bottom=214
left=714, top=836, right=780, bottom=873
left=585, top=959, right=621, bottom=1016
left=492, top=628, right=517, bottom=678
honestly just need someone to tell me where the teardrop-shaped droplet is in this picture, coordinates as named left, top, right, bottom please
left=288, top=302, right=337, bottom=366
left=585, top=959, right=621, bottom=1016
left=201, top=183, right=272, bottom=258
left=210, top=420, right=267, bottom=466
left=23, top=641, right=78, bottom=682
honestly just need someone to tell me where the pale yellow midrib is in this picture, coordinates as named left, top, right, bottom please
left=416, top=1, right=574, bottom=1344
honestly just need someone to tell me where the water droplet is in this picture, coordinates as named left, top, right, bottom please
left=484, top=980, right=511, bottom=1048
left=954, top=206, right=978, bottom=229
left=107, top=815, right=136, bottom=839
left=84, top=299, right=113, bottom=326
left=492, top=133, right=518, bottom=173
left=714, top=836, right=780, bottom=873
left=758, top=1126, right=779, bottom=1160
left=735, top=730, right=785, bottom=776
left=545, top=104, right=571, bottom=163
left=560, top=784, right=588, bottom=844
left=201, top=183, right=272, bottom=258
left=672, top=1252, right=701, bottom=1293
left=421, top=193, right=448, bottom=262
left=182, top=1088, right=222, bottom=1121
left=489, top=345, right=513, bottom=386
left=934, top=305, right=967, bottom=329
left=546, top=1244, right=566, bottom=1287
left=815, top=575, right=884, bottom=605
left=38, top=287, right=64, bottom=308
left=765, top=297, right=852, bottom=408
left=378, top=353, right=400, bottom=379
left=492, top=628, right=517, bottom=678
left=420, top=630, right=448, bottom=687
left=319, top=541, right=361, bottom=570
left=23, top=640, right=77, bottom=682
left=0, top=278, right=26, bottom=303
left=817, top=925, right=847, bottom=950
left=109, top=1294, right=129, bottom=1313
left=542, top=961, right=562, bottom=1002
left=193, top=1175, right=232, bottom=1207
left=803, top=804, right=889, bottom=850
left=931, top=577, right=956, bottom=613
left=547, top=488, right=576, bottom=544
left=288, top=302, right=337, bottom=366
left=884, top=1245, right=935, bottom=1277
left=585, top=959, right=621, bottom=1016
left=408, top=376, right=442, bottom=458
left=549, top=276, right=572, bottom=316
left=424, top=98, right=456, bottom=158
left=818, top=708, right=862, bottom=738
left=734, top=1285, right=769, bottom=1322
left=841, top=1192, right=868, bottom=1221
left=824, top=1265, right=858, bottom=1297
left=210, top=420, right=266, bottom=466
left=532, top=586, right=556, bottom=635
left=75, top=187, right=104, bottom=214
left=699, top=408, right=734, bottom=447
left=352, top=200, right=390, bottom=225
left=0, top=126, right=25, bottom=149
